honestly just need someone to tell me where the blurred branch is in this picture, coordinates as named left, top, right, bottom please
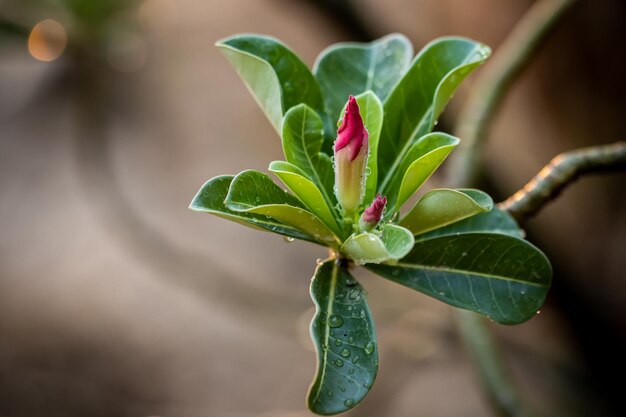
left=456, top=310, right=537, bottom=417
left=0, top=19, right=29, bottom=38
left=500, top=142, right=626, bottom=221
left=289, top=0, right=378, bottom=41
left=448, top=1, right=579, bottom=417
left=449, top=0, right=578, bottom=187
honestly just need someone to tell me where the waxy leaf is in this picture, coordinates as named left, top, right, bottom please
left=217, top=34, right=324, bottom=133
left=281, top=105, right=337, bottom=209
left=309, top=260, right=378, bottom=415
left=313, top=33, right=413, bottom=122
left=400, top=189, right=493, bottom=235
left=225, top=170, right=340, bottom=246
left=378, top=37, right=491, bottom=192
left=384, top=132, right=459, bottom=210
left=269, top=161, right=341, bottom=236
left=341, top=224, right=414, bottom=265
left=367, top=233, right=551, bottom=324
left=419, top=207, right=524, bottom=239
left=189, top=176, right=314, bottom=242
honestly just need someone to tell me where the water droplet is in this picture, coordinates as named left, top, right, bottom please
left=433, top=120, right=439, bottom=126
left=334, top=339, right=343, bottom=347
left=348, top=368, right=355, bottom=375
left=348, top=289, right=360, bottom=300
left=340, top=386, right=346, bottom=392
left=283, top=236, right=295, bottom=243
left=364, top=167, right=372, bottom=175
left=316, top=258, right=324, bottom=266
left=337, top=118, right=344, bottom=128
left=334, top=358, right=344, bottom=367
left=461, top=252, right=467, bottom=257
left=536, top=310, right=541, bottom=315
left=340, top=348, right=351, bottom=358
left=352, top=355, right=360, bottom=364
left=364, top=341, right=375, bottom=355
left=363, top=382, right=372, bottom=389
left=344, top=399, right=354, bottom=407
left=329, top=315, right=344, bottom=328
left=348, top=336, right=354, bottom=344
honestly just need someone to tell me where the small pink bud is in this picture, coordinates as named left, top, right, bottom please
left=334, top=96, right=369, bottom=214
left=359, top=195, right=387, bottom=232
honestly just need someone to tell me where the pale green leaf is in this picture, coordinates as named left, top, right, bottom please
left=400, top=189, right=493, bottom=235
left=341, top=224, right=414, bottom=265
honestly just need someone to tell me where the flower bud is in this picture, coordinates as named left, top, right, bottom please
left=359, top=195, right=387, bottom=232
left=334, top=96, right=369, bottom=215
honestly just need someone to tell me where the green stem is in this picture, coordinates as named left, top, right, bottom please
left=449, top=0, right=578, bottom=188
left=500, top=142, right=626, bottom=221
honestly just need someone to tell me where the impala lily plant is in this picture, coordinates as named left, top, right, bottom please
left=190, top=33, right=552, bottom=415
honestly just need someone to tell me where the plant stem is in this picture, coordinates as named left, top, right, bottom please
left=456, top=310, right=536, bottom=417
left=448, top=1, right=578, bottom=416
left=500, top=142, right=626, bottom=221
left=449, top=0, right=578, bottom=187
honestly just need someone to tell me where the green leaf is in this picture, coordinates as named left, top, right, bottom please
left=217, top=34, right=324, bottom=133
left=189, top=175, right=315, bottom=243
left=225, top=170, right=340, bottom=246
left=400, top=189, right=493, bottom=235
left=337, top=92, right=384, bottom=206
left=341, top=224, right=414, bottom=265
left=313, top=33, right=413, bottom=122
left=367, top=233, right=552, bottom=324
left=378, top=37, right=491, bottom=192
left=308, top=260, right=378, bottom=415
left=385, top=132, right=459, bottom=210
left=269, top=161, right=341, bottom=236
left=281, top=105, right=337, bottom=207
left=418, top=207, right=524, bottom=239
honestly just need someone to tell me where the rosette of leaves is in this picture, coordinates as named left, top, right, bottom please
left=190, top=33, right=552, bottom=415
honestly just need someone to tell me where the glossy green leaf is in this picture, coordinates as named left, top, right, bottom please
left=337, top=92, right=384, bottom=206
left=385, top=132, right=460, bottom=210
left=281, top=105, right=336, bottom=207
left=269, top=161, right=341, bottom=236
left=309, top=260, right=378, bottom=415
left=189, top=175, right=314, bottom=243
left=378, top=37, right=491, bottom=192
left=400, top=189, right=493, bottom=235
left=418, top=207, right=524, bottom=239
left=367, top=233, right=552, bottom=324
left=217, top=34, right=324, bottom=133
left=225, top=170, right=340, bottom=246
left=341, top=224, right=414, bottom=265
left=313, top=33, right=413, bottom=122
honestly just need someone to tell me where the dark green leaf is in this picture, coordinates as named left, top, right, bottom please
left=418, top=207, right=524, bottom=239
left=217, top=34, right=324, bottom=133
left=400, top=189, right=492, bottom=235
left=189, top=175, right=314, bottom=243
left=313, top=33, right=413, bottom=122
left=367, top=233, right=551, bottom=324
left=309, top=260, right=378, bottom=415
left=378, top=37, right=491, bottom=193
left=225, top=170, right=340, bottom=246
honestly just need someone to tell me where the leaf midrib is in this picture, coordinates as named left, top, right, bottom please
left=390, top=262, right=549, bottom=288
left=311, top=261, right=340, bottom=405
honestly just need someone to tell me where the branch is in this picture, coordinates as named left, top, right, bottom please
left=500, top=142, right=626, bottom=221
left=449, top=0, right=578, bottom=187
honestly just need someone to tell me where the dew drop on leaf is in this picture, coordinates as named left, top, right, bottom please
left=329, top=314, right=344, bottom=328
left=334, top=358, right=344, bottom=367
left=340, top=348, right=351, bottom=358
left=344, top=399, right=354, bottom=407
left=283, top=236, right=295, bottom=243
left=364, top=341, right=375, bottom=355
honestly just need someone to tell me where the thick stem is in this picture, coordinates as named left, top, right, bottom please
left=500, top=142, right=626, bottom=221
left=449, top=0, right=578, bottom=187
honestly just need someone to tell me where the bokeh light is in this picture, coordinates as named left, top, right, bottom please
left=28, top=19, right=67, bottom=62
left=106, top=32, right=148, bottom=73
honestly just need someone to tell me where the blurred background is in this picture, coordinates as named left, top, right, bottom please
left=1, top=0, right=625, bottom=416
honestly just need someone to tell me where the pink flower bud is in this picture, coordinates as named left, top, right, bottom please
left=334, top=96, right=369, bottom=214
left=359, top=195, right=387, bottom=232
